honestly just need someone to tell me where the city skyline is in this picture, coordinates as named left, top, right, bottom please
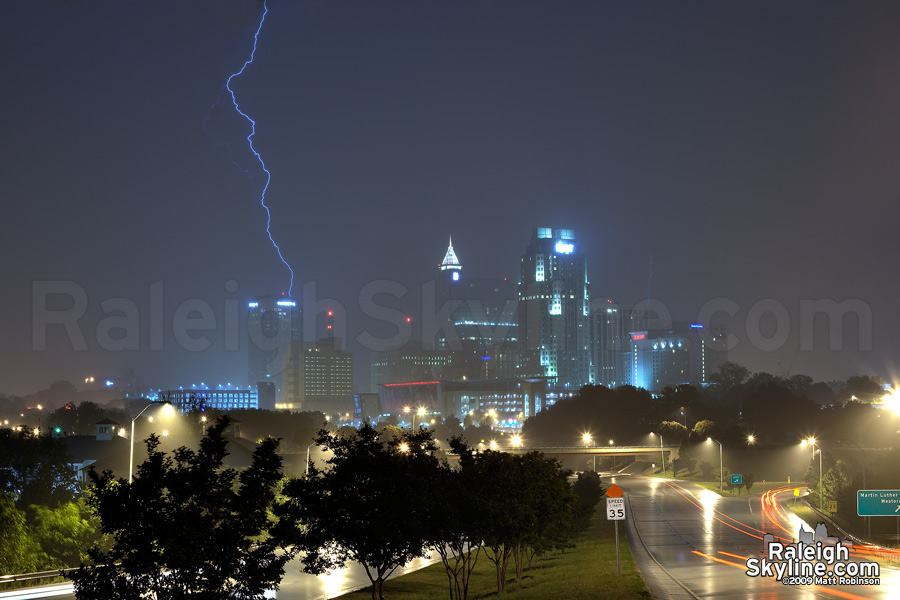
left=3, top=1, right=898, bottom=395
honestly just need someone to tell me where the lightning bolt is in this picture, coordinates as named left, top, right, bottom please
left=219, top=1, right=295, bottom=295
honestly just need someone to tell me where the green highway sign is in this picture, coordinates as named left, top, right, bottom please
left=731, top=474, right=742, bottom=485
left=857, top=490, right=900, bottom=516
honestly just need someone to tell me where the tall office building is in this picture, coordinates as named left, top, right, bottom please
left=247, top=296, right=302, bottom=397
left=626, top=322, right=728, bottom=391
left=281, top=337, right=353, bottom=415
left=517, top=227, right=592, bottom=389
left=371, top=343, right=453, bottom=388
left=591, top=300, right=648, bottom=388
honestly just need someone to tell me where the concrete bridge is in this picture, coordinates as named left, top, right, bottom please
left=447, top=444, right=679, bottom=463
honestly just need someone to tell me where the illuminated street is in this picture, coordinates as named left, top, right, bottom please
left=615, top=476, right=900, bottom=599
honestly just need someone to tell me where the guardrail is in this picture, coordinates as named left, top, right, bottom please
left=0, top=569, right=74, bottom=583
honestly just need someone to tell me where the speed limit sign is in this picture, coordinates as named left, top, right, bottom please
left=607, top=497, right=625, bottom=520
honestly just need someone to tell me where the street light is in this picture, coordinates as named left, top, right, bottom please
left=306, top=442, right=315, bottom=476
left=129, top=401, right=174, bottom=484
left=838, top=438, right=870, bottom=539
left=707, top=437, right=723, bottom=491
left=801, top=437, right=823, bottom=509
left=582, top=432, right=592, bottom=446
left=608, top=439, right=615, bottom=472
left=650, top=432, right=666, bottom=478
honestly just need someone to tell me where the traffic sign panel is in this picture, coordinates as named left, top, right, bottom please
left=607, top=497, right=625, bottom=520
left=606, top=483, right=624, bottom=497
left=858, top=490, right=900, bottom=516
left=731, top=474, right=742, bottom=485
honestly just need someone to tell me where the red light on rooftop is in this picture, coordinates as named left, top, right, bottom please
left=406, top=317, right=412, bottom=323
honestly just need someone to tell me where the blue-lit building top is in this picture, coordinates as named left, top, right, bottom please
left=518, top=227, right=592, bottom=389
left=247, top=295, right=302, bottom=397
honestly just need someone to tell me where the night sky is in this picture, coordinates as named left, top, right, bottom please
left=3, top=1, right=899, bottom=396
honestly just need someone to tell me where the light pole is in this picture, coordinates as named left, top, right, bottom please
left=650, top=432, right=666, bottom=477
left=659, top=434, right=666, bottom=477
left=708, top=437, right=723, bottom=491
left=803, top=437, right=823, bottom=510
left=129, top=401, right=173, bottom=484
left=839, top=439, right=870, bottom=539
left=306, top=442, right=315, bottom=476
left=609, top=439, right=615, bottom=472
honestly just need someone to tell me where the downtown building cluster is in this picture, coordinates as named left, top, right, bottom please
left=206, top=227, right=728, bottom=429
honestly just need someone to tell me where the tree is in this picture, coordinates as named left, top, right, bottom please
left=431, top=440, right=486, bottom=600
left=0, top=492, right=43, bottom=575
left=455, top=449, right=575, bottom=594
left=0, top=428, right=77, bottom=509
left=572, top=470, right=604, bottom=508
left=743, top=473, right=755, bottom=494
left=822, top=460, right=852, bottom=501
left=276, top=424, right=440, bottom=600
left=571, top=470, right=604, bottom=531
left=713, top=466, right=731, bottom=490
left=709, top=362, right=750, bottom=390
left=29, top=499, right=104, bottom=568
left=658, top=421, right=689, bottom=443
left=691, top=420, right=718, bottom=441
left=68, top=416, right=289, bottom=600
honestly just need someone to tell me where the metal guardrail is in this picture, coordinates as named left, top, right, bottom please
left=0, top=568, right=73, bottom=585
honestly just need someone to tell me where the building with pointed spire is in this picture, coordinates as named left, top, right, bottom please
left=436, top=236, right=462, bottom=307
left=432, top=237, right=518, bottom=377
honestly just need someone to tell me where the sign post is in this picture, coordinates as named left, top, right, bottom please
left=606, top=483, right=625, bottom=575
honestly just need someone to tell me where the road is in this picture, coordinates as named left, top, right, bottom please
left=613, top=475, right=900, bottom=599
left=0, top=554, right=438, bottom=600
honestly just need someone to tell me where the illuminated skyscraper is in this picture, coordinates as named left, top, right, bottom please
left=626, top=322, right=729, bottom=391
left=281, top=337, right=353, bottom=415
left=591, top=300, right=648, bottom=388
left=517, top=227, right=592, bottom=389
left=247, top=296, right=302, bottom=396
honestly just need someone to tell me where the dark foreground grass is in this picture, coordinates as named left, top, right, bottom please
left=336, top=512, right=651, bottom=600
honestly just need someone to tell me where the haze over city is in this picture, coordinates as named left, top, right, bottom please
left=3, top=1, right=899, bottom=396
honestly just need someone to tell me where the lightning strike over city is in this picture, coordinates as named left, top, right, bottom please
left=4, top=2, right=900, bottom=599
left=223, top=0, right=295, bottom=296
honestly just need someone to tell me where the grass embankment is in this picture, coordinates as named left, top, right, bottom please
left=336, top=512, right=651, bottom=600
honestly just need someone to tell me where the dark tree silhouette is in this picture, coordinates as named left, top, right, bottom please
left=276, top=424, right=440, bottom=600
left=69, top=416, right=289, bottom=600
